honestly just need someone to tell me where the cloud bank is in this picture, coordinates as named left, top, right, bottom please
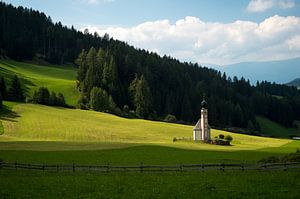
left=247, top=0, right=295, bottom=12
left=82, top=15, right=300, bottom=65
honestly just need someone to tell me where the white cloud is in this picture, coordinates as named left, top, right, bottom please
left=85, top=0, right=114, bottom=5
left=82, top=15, right=300, bottom=65
left=247, top=0, right=295, bottom=12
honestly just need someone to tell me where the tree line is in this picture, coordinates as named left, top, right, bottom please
left=75, top=47, right=300, bottom=130
left=1, top=2, right=300, bottom=131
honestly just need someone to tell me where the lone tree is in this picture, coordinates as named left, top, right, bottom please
left=8, top=75, right=25, bottom=102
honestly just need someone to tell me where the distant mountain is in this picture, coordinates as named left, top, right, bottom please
left=286, top=78, right=300, bottom=88
left=210, top=58, right=300, bottom=85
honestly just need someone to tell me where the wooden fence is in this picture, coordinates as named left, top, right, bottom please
left=0, top=161, right=300, bottom=173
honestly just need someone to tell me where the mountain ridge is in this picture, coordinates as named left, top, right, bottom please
left=209, top=57, right=300, bottom=84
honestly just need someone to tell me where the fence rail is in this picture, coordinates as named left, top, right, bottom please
left=0, top=161, right=300, bottom=173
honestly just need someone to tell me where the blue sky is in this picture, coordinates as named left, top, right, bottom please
left=3, top=0, right=300, bottom=27
left=2, top=0, right=300, bottom=65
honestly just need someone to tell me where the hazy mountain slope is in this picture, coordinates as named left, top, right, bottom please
left=212, top=57, right=300, bottom=84
left=286, top=78, right=300, bottom=87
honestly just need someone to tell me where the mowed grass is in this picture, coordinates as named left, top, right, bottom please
left=257, top=116, right=300, bottom=138
left=0, top=60, right=79, bottom=105
left=1, top=170, right=299, bottom=199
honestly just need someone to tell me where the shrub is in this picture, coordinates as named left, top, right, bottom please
left=173, top=137, right=177, bottom=142
left=123, top=105, right=129, bottom=113
left=164, top=114, right=177, bottom=123
left=225, top=135, right=233, bottom=142
left=219, top=134, right=224, bottom=139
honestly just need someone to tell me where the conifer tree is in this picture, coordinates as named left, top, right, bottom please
left=8, top=75, right=25, bottom=102
left=102, top=55, right=118, bottom=93
left=49, top=91, right=57, bottom=105
left=84, top=47, right=100, bottom=93
left=36, top=87, right=50, bottom=105
left=0, top=76, right=6, bottom=100
left=75, top=49, right=87, bottom=83
left=57, top=92, right=66, bottom=106
left=134, top=75, right=152, bottom=118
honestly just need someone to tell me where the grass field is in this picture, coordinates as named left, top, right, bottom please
left=0, top=60, right=79, bottom=105
left=257, top=116, right=300, bottom=138
left=1, top=170, right=299, bottom=199
left=1, top=101, right=300, bottom=166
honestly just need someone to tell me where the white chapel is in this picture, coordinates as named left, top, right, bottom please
left=193, top=98, right=211, bottom=141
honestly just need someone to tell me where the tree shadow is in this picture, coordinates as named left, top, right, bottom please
left=0, top=103, right=20, bottom=122
left=0, top=62, right=36, bottom=96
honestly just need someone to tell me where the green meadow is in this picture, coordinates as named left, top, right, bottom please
left=1, top=101, right=300, bottom=165
left=257, top=116, right=300, bottom=138
left=1, top=170, right=299, bottom=199
left=0, top=60, right=79, bottom=105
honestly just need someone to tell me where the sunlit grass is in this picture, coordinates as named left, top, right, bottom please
left=1, top=102, right=296, bottom=152
left=0, top=60, right=79, bottom=105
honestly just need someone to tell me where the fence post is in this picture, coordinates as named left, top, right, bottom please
left=73, top=163, right=75, bottom=173
left=0, top=161, right=2, bottom=170
left=241, top=163, right=244, bottom=171
left=220, top=163, right=225, bottom=172
left=106, top=163, right=110, bottom=173
left=284, top=162, right=287, bottom=171
left=180, top=164, right=183, bottom=172
left=202, top=164, right=205, bottom=172
left=140, top=162, right=143, bottom=173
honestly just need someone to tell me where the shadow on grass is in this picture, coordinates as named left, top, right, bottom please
left=0, top=62, right=36, bottom=97
left=0, top=103, right=20, bottom=122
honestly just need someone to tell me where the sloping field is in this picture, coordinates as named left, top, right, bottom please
left=1, top=101, right=297, bottom=152
left=257, top=116, right=300, bottom=138
left=0, top=60, right=79, bottom=105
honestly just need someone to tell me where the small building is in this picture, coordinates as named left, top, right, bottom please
left=193, top=98, right=211, bottom=142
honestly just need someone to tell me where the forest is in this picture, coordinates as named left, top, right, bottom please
left=1, top=2, right=300, bottom=131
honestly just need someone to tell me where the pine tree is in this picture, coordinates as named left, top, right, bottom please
left=36, top=87, right=50, bottom=105
left=49, top=91, right=57, bottom=105
left=84, top=47, right=99, bottom=93
left=57, top=93, right=66, bottom=106
left=96, top=48, right=106, bottom=83
left=0, top=76, right=6, bottom=100
left=102, top=55, right=118, bottom=93
left=8, top=75, right=25, bottom=102
left=134, top=75, right=153, bottom=118
left=89, top=87, right=109, bottom=111
left=75, top=49, right=87, bottom=83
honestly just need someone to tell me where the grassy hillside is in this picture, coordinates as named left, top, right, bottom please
left=1, top=101, right=295, bottom=152
left=0, top=60, right=79, bottom=105
left=257, top=116, right=300, bottom=138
